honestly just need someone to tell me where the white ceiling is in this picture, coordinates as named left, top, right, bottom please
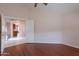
left=0, top=3, right=79, bottom=13
left=25, top=3, right=79, bottom=13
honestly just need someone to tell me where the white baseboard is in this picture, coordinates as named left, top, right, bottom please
left=63, top=43, right=79, bottom=49
left=26, top=41, right=62, bottom=44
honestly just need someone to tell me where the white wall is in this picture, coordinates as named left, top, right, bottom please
left=0, top=4, right=28, bottom=19
left=0, top=4, right=31, bottom=53
left=62, top=10, right=79, bottom=48
left=1, top=3, right=79, bottom=51
left=28, top=4, right=79, bottom=48
left=28, top=7, right=63, bottom=43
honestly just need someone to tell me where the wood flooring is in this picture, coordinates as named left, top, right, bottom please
left=3, top=43, right=79, bottom=56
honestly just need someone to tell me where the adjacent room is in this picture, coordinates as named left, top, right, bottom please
left=1, top=3, right=79, bottom=56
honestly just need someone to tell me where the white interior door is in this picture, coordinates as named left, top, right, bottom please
left=26, top=20, right=34, bottom=43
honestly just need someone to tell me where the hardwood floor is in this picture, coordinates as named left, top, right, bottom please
left=3, top=43, right=79, bottom=56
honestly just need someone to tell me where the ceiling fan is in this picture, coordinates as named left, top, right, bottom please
left=34, top=3, right=48, bottom=7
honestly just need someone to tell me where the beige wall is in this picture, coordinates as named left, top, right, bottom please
left=62, top=10, right=79, bottom=48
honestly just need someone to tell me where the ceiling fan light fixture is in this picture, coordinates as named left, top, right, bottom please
left=43, top=3, right=48, bottom=5
left=34, top=3, right=38, bottom=7
left=34, top=3, right=48, bottom=7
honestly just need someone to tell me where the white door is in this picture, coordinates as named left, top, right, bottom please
left=26, top=20, right=34, bottom=43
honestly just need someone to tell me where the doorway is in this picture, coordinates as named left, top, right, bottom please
left=1, top=15, right=34, bottom=54
left=6, top=19, right=26, bottom=41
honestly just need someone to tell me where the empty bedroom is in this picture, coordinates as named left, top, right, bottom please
left=1, top=3, right=79, bottom=56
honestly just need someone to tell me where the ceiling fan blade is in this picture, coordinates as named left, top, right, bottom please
left=34, top=3, right=38, bottom=7
left=43, top=3, right=48, bottom=5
